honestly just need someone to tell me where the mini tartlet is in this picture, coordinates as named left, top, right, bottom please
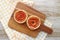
left=26, top=15, right=41, bottom=30
left=14, top=9, right=28, bottom=23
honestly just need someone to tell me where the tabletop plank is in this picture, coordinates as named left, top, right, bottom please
left=0, top=22, right=9, bottom=40
left=46, top=37, right=60, bottom=40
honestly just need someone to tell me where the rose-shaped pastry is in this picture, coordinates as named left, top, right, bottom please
left=14, top=9, right=28, bottom=23
left=27, top=15, right=41, bottom=30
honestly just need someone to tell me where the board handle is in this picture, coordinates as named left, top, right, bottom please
left=40, top=24, right=53, bottom=34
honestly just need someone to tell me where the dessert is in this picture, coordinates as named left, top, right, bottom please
left=14, top=9, right=28, bottom=23
left=27, top=15, right=41, bottom=30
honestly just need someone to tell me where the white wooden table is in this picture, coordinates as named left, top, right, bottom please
left=0, top=22, right=9, bottom=40
left=0, top=0, right=60, bottom=40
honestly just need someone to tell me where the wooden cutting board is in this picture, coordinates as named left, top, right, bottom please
left=8, top=2, right=53, bottom=38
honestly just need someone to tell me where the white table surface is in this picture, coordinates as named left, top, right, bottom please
left=0, top=0, right=60, bottom=40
